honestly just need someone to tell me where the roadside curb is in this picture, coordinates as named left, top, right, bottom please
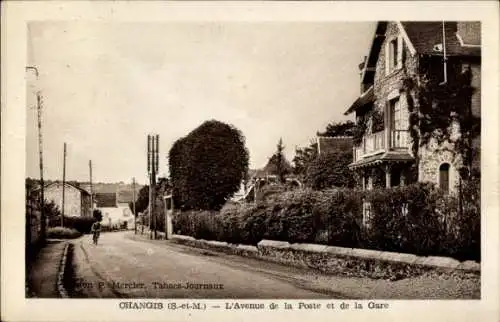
left=56, top=243, right=69, bottom=298
left=170, top=235, right=480, bottom=277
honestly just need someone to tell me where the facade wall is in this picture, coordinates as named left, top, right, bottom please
left=44, top=183, right=83, bottom=217
left=418, top=59, right=480, bottom=193
left=470, top=63, right=481, bottom=118
left=418, top=140, right=461, bottom=193
left=373, top=22, right=417, bottom=123
left=81, top=194, right=91, bottom=217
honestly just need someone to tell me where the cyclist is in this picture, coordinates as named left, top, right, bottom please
left=91, top=219, right=102, bottom=245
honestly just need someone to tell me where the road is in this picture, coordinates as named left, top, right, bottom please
left=70, top=231, right=480, bottom=299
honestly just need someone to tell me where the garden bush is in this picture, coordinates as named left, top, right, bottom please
left=49, top=216, right=95, bottom=234
left=172, top=183, right=480, bottom=261
left=47, top=227, right=82, bottom=239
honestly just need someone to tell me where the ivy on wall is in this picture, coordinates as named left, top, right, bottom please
left=353, top=108, right=384, bottom=145
left=402, top=56, right=480, bottom=180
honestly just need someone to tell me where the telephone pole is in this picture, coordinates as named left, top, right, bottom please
left=27, top=66, right=46, bottom=242
left=147, top=134, right=159, bottom=240
left=132, top=177, right=137, bottom=234
left=61, top=142, right=67, bottom=227
left=89, top=160, right=93, bottom=217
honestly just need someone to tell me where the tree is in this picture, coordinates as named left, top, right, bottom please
left=169, top=120, right=249, bottom=211
left=293, top=120, right=355, bottom=178
left=304, top=150, right=355, bottom=190
left=130, top=185, right=149, bottom=215
left=317, top=120, right=356, bottom=137
left=265, top=138, right=291, bottom=183
left=292, top=141, right=318, bottom=177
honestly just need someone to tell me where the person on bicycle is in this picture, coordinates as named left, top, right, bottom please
left=91, top=219, right=101, bottom=245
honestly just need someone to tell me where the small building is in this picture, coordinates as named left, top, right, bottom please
left=95, top=192, right=134, bottom=229
left=37, top=182, right=92, bottom=217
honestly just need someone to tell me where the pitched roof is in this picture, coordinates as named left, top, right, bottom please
left=344, top=85, right=374, bottom=115
left=317, top=136, right=353, bottom=155
left=95, top=192, right=117, bottom=208
left=33, top=181, right=91, bottom=195
left=117, top=190, right=137, bottom=203
left=400, top=21, right=480, bottom=57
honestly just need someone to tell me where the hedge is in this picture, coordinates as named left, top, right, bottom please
left=47, top=227, right=82, bottom=239
left=173, top=182, right=480, bottom=261
left=48, top=216, right=95, bottom=234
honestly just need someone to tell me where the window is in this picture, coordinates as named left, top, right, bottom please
left=389, top=39, right=398, bottom=71
left=439, top=163, right=451, bottom=193
left=385, top=36, right=403, bottom=75
left=390, top=97, right=409, bottom=131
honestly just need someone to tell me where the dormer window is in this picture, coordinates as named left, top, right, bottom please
left=385, top=36, right=403, bottom=75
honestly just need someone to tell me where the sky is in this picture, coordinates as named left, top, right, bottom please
left=26, top=21, right=375, bottom=184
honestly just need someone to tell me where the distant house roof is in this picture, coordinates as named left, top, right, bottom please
left=117, top=190, right=135, bottom=203
left=317, top=136, right=354, bottom=155
left=95, top=193, right=117, bottom=208
left=34, top=181, right=91, bottom=195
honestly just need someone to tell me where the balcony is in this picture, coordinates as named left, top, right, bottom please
left=353, top=129, right=410, bottom=162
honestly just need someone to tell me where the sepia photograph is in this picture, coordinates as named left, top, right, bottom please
left=23, top=19, right=482, bottom=301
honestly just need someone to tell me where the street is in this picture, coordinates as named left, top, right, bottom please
left=70, top=231, right=480, bottom=299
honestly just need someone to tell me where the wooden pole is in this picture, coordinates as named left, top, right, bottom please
left=133, top=177, right=137, bottom=234
left=36, top=92, right=46, bottom=240
left=89, top=160, right=93, bottom=217
left=61, top=142, right=66, bottom=226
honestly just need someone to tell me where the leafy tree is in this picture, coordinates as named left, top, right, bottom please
left=292, top=141, right=318, bottom=177
left=304, top=150, right=355, bottom=190
left=169, top=120, right=249, bottom=211
left=264, top=138, right=291, bottom=183
left=317, top=120, right=355, bottom=137
left=130, top=185, right=149, bottom=215
left=293, top=120, right=355, bottom=178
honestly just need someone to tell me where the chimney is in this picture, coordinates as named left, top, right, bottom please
left=457, top=22, right=480, bottom=46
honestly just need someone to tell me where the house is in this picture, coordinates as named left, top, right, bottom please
left=95, top=192, right=134, bottom=229
left=344, top=21, right=480, bottom=194
left=36, top=182, right=92, bottom=217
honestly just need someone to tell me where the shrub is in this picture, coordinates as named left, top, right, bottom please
left=47, top=227, right=82, bottom=239
left=49, top=216, right=95, bottom=234
left=304, top=151, right=355, bottom=190
left=173, top=183, right=480, bottom=261
left=363, top=183, right=442, bottom=255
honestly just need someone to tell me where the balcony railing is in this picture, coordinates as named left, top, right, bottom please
left=353, top=129, right=410, bottom=162
left=391, top=130, right=411, bottom=149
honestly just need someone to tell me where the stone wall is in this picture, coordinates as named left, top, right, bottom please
left=418, top=140, right=461, bottom=193
left=170, top=235, right=480, bottom=280
left=373, top=21, right=418, bottom=134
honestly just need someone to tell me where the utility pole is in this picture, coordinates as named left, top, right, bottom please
left=89, top=160, right=93, bottom=217
left=147, top=134, right=159, bottom=240
left=61, top=142, right=67, bottom=227
left=26, top=66, right=46, bottom=243
left=132, top=177, right=137, bottom=234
